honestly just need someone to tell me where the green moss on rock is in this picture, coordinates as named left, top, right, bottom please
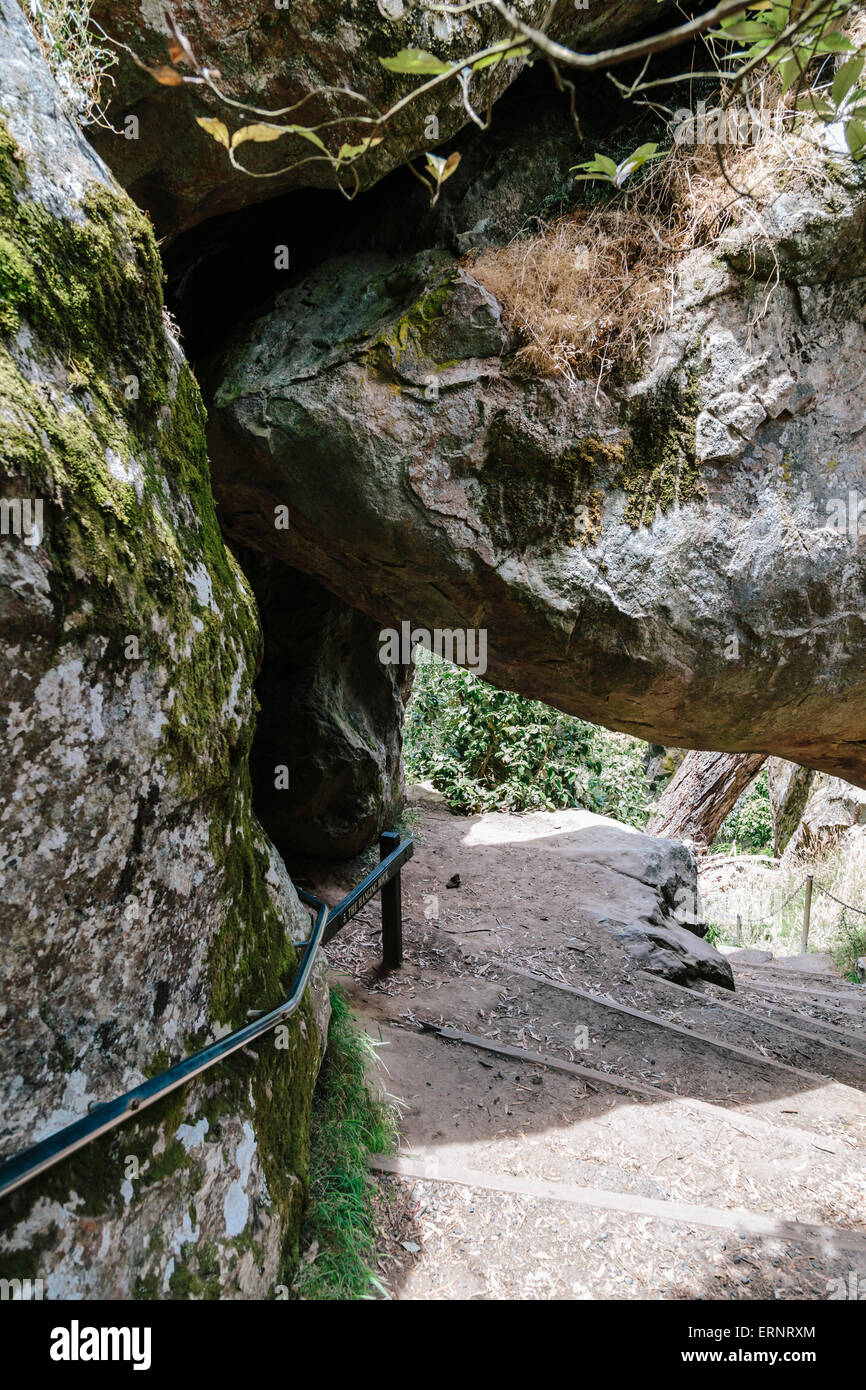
left=0, top=120, right=167, bottom=413
left=0, top=105, right=323, bottom=1293
left=168, top=1241, right=222, bottom=1300
left=478, top=417, right=612, bottom=552
left=618, top=373, right=705, bottom=527
left=362, top=263, right=457, bottom=378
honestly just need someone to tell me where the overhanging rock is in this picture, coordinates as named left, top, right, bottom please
left=206, top=210, right=866, bottom=786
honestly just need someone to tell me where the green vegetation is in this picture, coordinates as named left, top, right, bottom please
left=296, top=989, right=397, bottom=1300
left=404, top=650, right=653, bottom=825
left=712, top=767, right=774, bottom=855
left=831, top=909, right=866, bottom=983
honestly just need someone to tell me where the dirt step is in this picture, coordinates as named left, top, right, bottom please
left=372, top=1154, right=866, bottom=1256
left=346, top=964, right=866, bottom=1148
left=354, top=998, right=866, bottom=1224
left=702, top=978, right=866, bottom=1049
left=630, top=973, right=866, bottom=1090
left=354, top=1008, right=866, bottom=1300
left=372, top=1167, right=859, bottom=1300
left=472, top=959, right=866, bottom=1114
left=731, top=980, right=866, bottom=1034
left=733, top=969, right=866, bottom=1009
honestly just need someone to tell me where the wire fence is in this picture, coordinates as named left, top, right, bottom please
left=813, top=880, right=866, bottom=918
left=704, top=870, right=866, bottom=934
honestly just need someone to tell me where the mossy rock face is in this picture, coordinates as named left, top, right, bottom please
left=477, top=418, right=610, bottom=554
left=0, top=1, right=328, bottom=1298
left=617, top=373, right=705, bottom=529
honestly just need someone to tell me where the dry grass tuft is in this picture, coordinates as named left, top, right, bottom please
left=22, top=0, right=117, bottom=127
left=469, top=207, right=669, bottom=383
left=470, top=81, right=843, bottom=384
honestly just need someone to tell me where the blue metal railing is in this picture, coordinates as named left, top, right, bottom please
left=0, top=832, right=413, bottom=1199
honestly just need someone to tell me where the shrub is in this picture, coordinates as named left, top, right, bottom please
left=712, top=767, right=773, bottom=854
left=404, top=650, right=652, bottom=827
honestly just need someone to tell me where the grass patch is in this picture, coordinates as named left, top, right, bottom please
left=296, top=988, right=398, bottom=1300
left=831, top=909, right=866, bottom=983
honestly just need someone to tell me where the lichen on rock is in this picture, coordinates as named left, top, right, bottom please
left=0, top=0, right=327, bottom=1298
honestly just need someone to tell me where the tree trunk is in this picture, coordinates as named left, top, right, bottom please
left=647, top=751, right=767, bottom=847
left=767, top=758, right=815, bottom=857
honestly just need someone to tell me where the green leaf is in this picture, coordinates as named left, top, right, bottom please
left=379, top=48, right=453, bottom=75
left=796, top=95, right=835, bottom=118
left=833, top=57, right=865, bottom=107
left=629, top=142, right=660, bottom=163
left=285, top=124, right=329, bottom=152
left=777, top=54, right=804, bottom=93
left=717, top=21, right=776, bottom=40
left=814, top=33, right=854, bottom=54
left=473, top=44, right=531, bottom=70
left=845, top=119, right=866, bottom=156
left=335, top=136, right=384, bottom=162
left=571, top=163, right=610, bottom=183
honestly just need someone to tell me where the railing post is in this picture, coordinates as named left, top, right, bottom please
left=380, top=830, right=403, bottom=969
left=801, top=874, right=813, bottom=954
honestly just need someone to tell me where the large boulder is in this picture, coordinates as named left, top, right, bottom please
left=242, top=553, right=411, bottom=860
left=782, top=775, right=866, bottom=863
left=87, top=0, right=670, bottom=237
left=0, top=0, right=327, bottom=1298
left=459, top=806, right=732, bottom=988
left=206, top=184, right=866, bottom=787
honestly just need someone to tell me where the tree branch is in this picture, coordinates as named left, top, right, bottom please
left=427, top=1, right=763, bottom=72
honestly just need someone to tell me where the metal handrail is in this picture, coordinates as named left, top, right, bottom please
left=0, top=833, right=413, bottom=1199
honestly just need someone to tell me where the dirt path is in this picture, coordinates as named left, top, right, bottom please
left=302, top=789, right=866, bottom=1300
